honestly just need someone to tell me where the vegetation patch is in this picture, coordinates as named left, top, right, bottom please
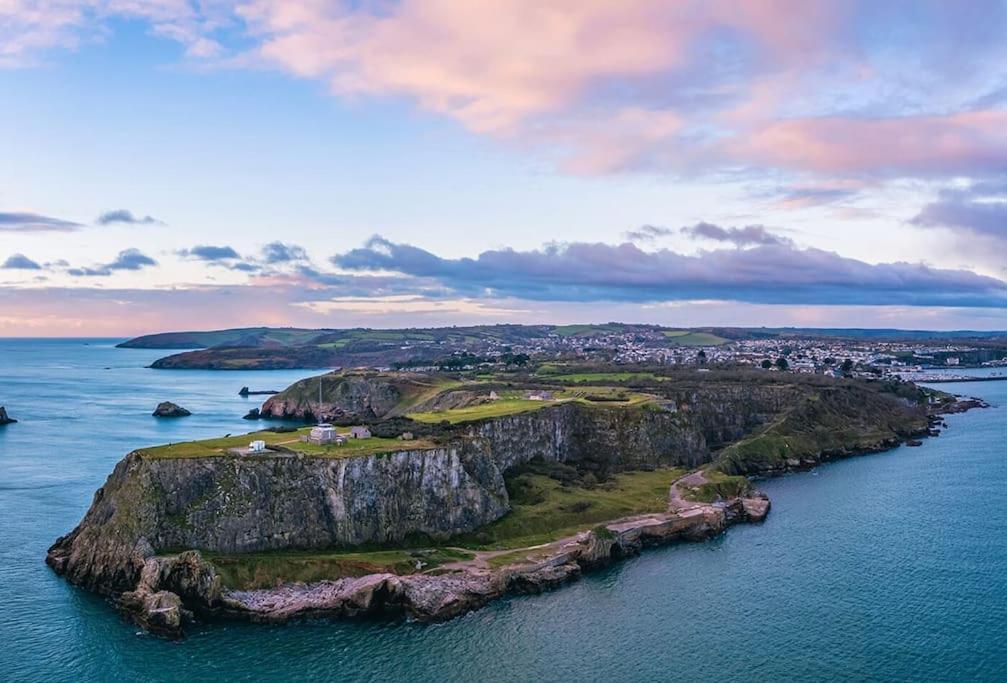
left=408, top=398, right=552, bottom=424
left=662, top=331, right=728, bottom=346
left=141, top=428, right=434, bottom=459
left=681, top=470, right=751, bottom=503
left=453, top=465, right=684, bottom=550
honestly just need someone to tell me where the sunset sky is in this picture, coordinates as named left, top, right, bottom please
left=3, top=1, right=1007, bottom=336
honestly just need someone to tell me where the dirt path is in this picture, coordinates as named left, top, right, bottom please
left=667, top=469, right=709, bottom=513
left=433, top=466, right=713, bottom=574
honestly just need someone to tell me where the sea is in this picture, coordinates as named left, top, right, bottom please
left=0, top=338, right=1004, bottom=682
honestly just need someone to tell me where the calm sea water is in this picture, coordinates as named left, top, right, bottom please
left=0, top=339, right=1004, bottom=682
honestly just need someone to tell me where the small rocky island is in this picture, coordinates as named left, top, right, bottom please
left=152, top=402, right=191, bottom=418
left=0, top=406, right=17, bottom=425
left=48, top=366, right=974, bottom=638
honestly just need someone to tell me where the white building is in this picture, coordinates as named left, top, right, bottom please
left=305, top=423, right=343, bottom=445
left=248, top=439, right=266, bottom=453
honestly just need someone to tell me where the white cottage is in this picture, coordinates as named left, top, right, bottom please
left=306, top=423, right=339, bottom=444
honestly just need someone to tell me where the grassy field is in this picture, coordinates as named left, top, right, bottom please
left=141, top=428, right=432, bottom=459
left=542, top=371, right=662, bottom=383
left=407, top=398, right=551, bottom=424
left=662, top=330, right=728, bottom=346
left=206, top=547, right=474, bottom=589
left=453, top=468, right=684, bottom=550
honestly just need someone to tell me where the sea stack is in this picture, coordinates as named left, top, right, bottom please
left=0, top=406, right=16, bottom=425
left=152, top=402, right=191, bottom=418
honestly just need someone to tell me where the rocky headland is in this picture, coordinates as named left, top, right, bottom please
left=47, top=372, right=975, bottom=638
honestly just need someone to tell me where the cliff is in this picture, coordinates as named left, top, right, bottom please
left=47, top=378, right=942, bottom=636
left=257, top=371, right=452, bottom=421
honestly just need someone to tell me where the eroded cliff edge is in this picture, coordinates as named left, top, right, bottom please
left=47, top=379, right=953, bottom=637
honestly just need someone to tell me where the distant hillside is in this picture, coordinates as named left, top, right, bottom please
left=117, top=327, right=334, bottom=349
left=122, top=323, right=1007, bottom=370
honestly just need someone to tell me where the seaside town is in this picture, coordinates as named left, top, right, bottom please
left=394, top=327, right=1007, bottom=382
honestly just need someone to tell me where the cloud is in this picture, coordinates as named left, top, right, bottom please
left=261, top=241, right=308, bottom=264
left=734, top=111, right=1007, bottom=178
left=0, top=211, right=82, bottom=232
left=95, top=209, right=163, bottom=226
left=624, top=225, right=674, bottom=242
left=910, top=180, right=1007, bottom=250
left=680, top=222, right=792, bottom=247
left=2, top=253, right=42, bottom=269
left=178, top=245, right=241, bottom=261
left=68, top=248, right=158, bottom=277
left=0, top=0, right=230, bottom=67
left=333, top=234, right=1007, bottom=309
left=7, top=2, right=1007, bottom=180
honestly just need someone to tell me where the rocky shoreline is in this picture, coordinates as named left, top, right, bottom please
left=45, top=390, right=983, bottom=638
left=77, top=493, right=769, bottom=638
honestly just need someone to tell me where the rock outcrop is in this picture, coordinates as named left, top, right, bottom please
left=48, top=378, right=952, bottom=637
left=72, top=494, right=769, bottom=637
left=152, top=402, right=191, bottom=418
left=0, top=406, right=16, bottom=425
left=259, top=372, right=411, bottom=421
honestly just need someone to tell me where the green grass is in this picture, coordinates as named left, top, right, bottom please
left=141, top=428, right=433, bottom=459
left=454, top=468, right=685, bottom=550
left=662, top=331, right=728, bottom=346
left=408, top=398, right=551, bottom=424
left=206, top=547, right=475, bottom=589
left=681, top=470, right=751, bottom=503
left=544, top=371, right=661, bottom=383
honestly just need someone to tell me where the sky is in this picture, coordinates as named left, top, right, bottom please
left=2, top=0, right=1007, bottom=336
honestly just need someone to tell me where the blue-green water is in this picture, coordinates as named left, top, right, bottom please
left=1, top=339, right=1004, bottom=682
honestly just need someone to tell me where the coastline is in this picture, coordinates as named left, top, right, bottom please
left=192, top=396, right=983, bottom=634
left=45, top=393, right=985, bottom=639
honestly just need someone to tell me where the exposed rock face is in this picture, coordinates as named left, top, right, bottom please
left=152, top=402, right=191, bottom=418
left=219, top=498, right=769, bottom=626
left=48, top=381, right=946, bottom=637
left=0, top=406, right=16, bottom=425
left=47, top=443, right=509, bottom=576
left=259, top=373, right=406, bottom=421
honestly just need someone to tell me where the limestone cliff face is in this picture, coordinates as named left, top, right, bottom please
left=48, top=442, right=510, bottom=594
left=470, top=404, right=708, bottom=473
left=470, top=383, right=806, bottom=474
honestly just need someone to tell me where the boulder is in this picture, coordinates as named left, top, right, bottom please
left=152, top=402, right=191, bottom=418
left=0, top=406, right=16, bottom=425
left=243, top=408, right=260, bottom=420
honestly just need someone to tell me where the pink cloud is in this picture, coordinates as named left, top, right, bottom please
left=736, top=111, right=1007, bottom=177
left=6, top=1, right=1007, bottom=180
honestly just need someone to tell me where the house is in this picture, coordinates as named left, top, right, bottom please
left=349, top=426, right=371, bottom=439
left=248, top=439, right=267, bottom=454
left=527, top=390, right=553, bottom=401
left=399, top=431, right=414, bottom=441
left=305, top=423, right=340, bottom=445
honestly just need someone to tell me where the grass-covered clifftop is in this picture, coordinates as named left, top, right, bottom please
left=48, top=365, right=941, bottom=637
left=713, top=380, right=930, bottom=475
